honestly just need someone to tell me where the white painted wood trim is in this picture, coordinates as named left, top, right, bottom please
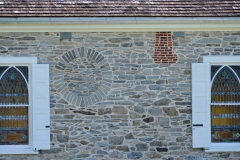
left=203, top=56, right=240, bottom=63
left=205, top=149, right=240, bottom=152
left=0, top=149, right=38, bottom=154
left=0, top=23, right=240, bottom=32
left=1, top=17, right=240, bottom=32
left=192, top=63, right=211, bottom=148
left=208, top=143, right=240, bottom=152
left=32, top=64, right=50, bottom=150
left=0, top=57, right=37, bottom=64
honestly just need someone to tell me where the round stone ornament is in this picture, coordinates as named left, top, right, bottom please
left=54, top=47, right=112, bottom=107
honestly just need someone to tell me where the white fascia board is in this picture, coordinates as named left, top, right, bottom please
left=0, top=17, right=240, bottom=32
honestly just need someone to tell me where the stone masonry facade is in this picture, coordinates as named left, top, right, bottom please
left=0, top=32, right=240, bottom=159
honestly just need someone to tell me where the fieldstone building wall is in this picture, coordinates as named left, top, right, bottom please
left=0, top=31, right=239, bottom=159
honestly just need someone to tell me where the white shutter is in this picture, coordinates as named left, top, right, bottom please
left=32, top=64, right=50, bottom=150
left=192, top=63, right=211, bottom=149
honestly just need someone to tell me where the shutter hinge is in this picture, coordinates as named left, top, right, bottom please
left=193, top=124, right=203, bottom=127
left=45, top=125, right=50, bottom=128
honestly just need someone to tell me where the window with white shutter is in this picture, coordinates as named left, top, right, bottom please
left=0, top=57, right=50, bottom=154
left=192, top=56, right=240, bottom=152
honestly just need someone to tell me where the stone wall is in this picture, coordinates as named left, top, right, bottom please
left=0, top=32, right=239, bottom=159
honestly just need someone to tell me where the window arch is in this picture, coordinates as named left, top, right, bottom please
left=211, top=66, right=240, bottom=103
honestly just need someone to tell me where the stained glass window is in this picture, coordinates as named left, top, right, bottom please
left=0, top=66, right=29, bottom=145
left=211, top=66, right=240, bottom=143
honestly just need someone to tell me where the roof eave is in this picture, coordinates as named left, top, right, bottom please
left=0, top=17, right=239, bottom=32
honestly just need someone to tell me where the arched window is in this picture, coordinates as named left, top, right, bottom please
left=211, top=66, right=240, bottom=143
left=0, top=57, right=50, bottom=154
left=0, top=66, right=29, bottom=145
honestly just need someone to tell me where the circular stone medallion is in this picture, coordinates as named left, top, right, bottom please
left=54, top=47, right=112, bottom=107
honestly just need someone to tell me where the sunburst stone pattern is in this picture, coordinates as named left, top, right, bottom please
left=54, top=47, right=112, bottom=107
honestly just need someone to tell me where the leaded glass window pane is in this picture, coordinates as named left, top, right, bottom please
left=211, top=105, right=240, bottom=142
left=211, top=66, right=240, bottom=143
left=211, top=66, right=240, bottom=103
left=0, top=66, right=29, bottom=145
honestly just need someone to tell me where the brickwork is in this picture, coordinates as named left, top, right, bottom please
left=153, top=32, right=178, bottom=64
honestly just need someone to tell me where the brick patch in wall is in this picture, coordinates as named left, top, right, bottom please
left=153, top=32, right=178, bottom=64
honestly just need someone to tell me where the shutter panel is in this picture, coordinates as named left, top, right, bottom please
left=32, top=64, right=50, bottom=150
left=192, top=63, right=211, bottom=148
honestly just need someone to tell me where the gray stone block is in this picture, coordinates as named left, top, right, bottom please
left=148, top=107, right=162, bottom=116
left=153, top=98, right=171, bottom=106
left=139, top=138, right=154, bottom=142
left=57, top=135, right=69, bottom=143
left=158, top=117, right=170, bottom=127
left=134, top=74, right=146, bottom=80
left=118, top=74, right=134, bottom=80
left=136, top=143, right=148, bottom=151
left=149, top=85, right=165, bottom=90
left=118, top=101, right=134, bottom=105
left=143, top=116, right=154, bottom=123
left=109, top=151, right=123, bottom=159
left=116, top=146, right=130, bottom=152
left=98, top=108, right=112, bottom=115
left=77, top=154, right=90, bottom=158
left=127, top=152, right=143, bottom=159
left=109, top=136, right=124, bottom=145
left=129, top=111, right=141, bottom=119
left=141, top=80, right=154, bottom=84
left=113, top=106, right=128, bottom=114
left=88, top=137, right=102, bottom=142
left=133, top=106, right=145, bottom=114
left=163, top=107, right=179, bottom=116
left=125, top=133, right=135, bottom=139
left=156, top=147, right=168, bottom=152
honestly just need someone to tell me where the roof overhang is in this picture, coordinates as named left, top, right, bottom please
left=0, top=17, right=240, bottom=32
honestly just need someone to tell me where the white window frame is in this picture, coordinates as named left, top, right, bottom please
left=192, top=56, right=240, bottom=152
left=0, top=57, right=50, bottom=154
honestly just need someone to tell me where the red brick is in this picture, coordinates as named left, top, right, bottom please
left=160, top=47, right=168, bottom=49
left=153, top=32, right=178, bottom=64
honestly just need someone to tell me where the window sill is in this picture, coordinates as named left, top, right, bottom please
left=205, top=147, right=240, bottom=152
left=0, top=149, right=38, bottom=154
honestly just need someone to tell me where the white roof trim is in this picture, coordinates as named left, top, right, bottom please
left=0, top=17, right=240, bottom=32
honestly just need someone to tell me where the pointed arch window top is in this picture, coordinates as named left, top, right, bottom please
left=0, top=66, right=29, bottom=105
left=211, top=66, right=240, bottom=103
